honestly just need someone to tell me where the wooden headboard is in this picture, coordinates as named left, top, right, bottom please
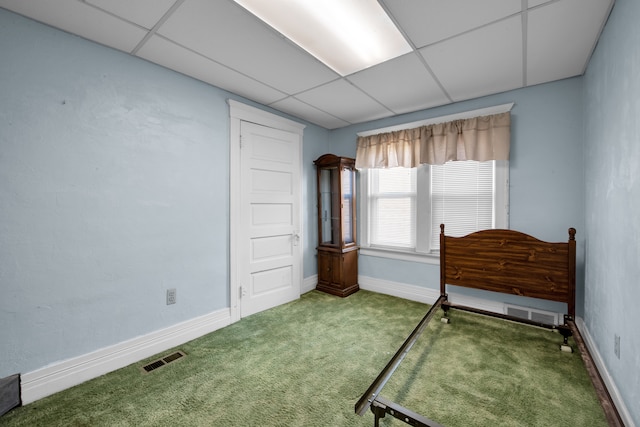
left=439, top=224, right=576, bottom=319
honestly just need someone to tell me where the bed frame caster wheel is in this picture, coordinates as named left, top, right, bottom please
left=558, top=325, right=573, bottom=353
left=441, top=317, right=450, bottom=324
left=560, top=344, right=573, bottom=353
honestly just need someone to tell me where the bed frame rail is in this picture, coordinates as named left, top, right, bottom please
left=355, top=225, right=624, bottom=427
left=370, top=396, right=445, bottom=427
left=355, top=295, right=446, bottom=418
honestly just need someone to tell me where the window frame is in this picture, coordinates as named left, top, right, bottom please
left=359, top=161, right=508, bottom=264
left=357, top=104, right=512, bottom=264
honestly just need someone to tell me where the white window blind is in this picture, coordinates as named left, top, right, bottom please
left=370, top=167, right=416, bottom=248
left=430, top=161, right=494, bottom=250
left=362, top=160, right=506, bottom=257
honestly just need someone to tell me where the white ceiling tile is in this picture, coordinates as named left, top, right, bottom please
left=348, top=53, right=451, bottom=114
left=157, top=0, right=338, bottom=95
left=270, top=97, right=350, bottom=130
left=1, top=0, right=614, bottom=129
left=295, top=80, right=394, bottom=124
left=527, top=0, right=614, bottom=86
left=85, top=0, right=176, bottom=29
left=0, top=0, right=147, bottom=53
left=383, top=0, right=521, bottom=48
left=136, top=35, right=286, bottom=105
left=528, top=0, right=553, bottom=8
left=420, top=15, right=523, bottom=102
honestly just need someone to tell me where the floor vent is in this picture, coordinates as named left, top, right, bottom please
left=504, top=304, right=559, bottom=326
left=141, top=351, right=186, bottom=373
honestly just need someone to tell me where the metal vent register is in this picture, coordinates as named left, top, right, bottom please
left=505, top=304, right=559, bottom=326
left=141, top=351, right=186, bottom=373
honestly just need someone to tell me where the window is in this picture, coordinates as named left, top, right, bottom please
left=360, top=160, right=508, bottom=261
left=430, top=160, right=496, bottom=250
left=369, top=167, right=416, bottom=249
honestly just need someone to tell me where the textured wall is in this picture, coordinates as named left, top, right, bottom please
left=0, top=9, right=232, bottom=377
left=583, top=0, right=640, bottom=423
left=0, top=7, right=329, bottom=380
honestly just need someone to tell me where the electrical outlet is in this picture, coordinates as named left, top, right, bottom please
left=167, top=288, right=177, bottom=305
left=614, top=334, right=620, bottom=359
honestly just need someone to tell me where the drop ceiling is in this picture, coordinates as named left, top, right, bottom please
left=0, top=0, right=614, bottom=129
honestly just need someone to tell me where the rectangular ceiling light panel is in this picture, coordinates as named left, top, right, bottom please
left=233, top=0, right=412, bottom=76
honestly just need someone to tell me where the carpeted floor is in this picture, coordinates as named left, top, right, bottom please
left=1, top=290, right=607, bottom=426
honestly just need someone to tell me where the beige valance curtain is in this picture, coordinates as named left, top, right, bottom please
left=355, top=112, right=511, bottom=169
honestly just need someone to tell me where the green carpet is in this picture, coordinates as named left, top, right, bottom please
left=1, top=291, right=607, bottom=426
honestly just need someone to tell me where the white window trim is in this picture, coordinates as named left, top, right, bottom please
left=360, top=162, right=509, bottom=262
left=359, top=245, right=441, bottom=265
left=494, top=160, right=510, bottom=228
left=360, top=167, right=431, bottom=260
left=358, top=104, right=512, bottom=263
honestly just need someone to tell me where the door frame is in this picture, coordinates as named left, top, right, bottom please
left=228, top=100, right=305, bottom=323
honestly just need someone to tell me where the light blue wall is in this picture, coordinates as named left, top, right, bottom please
left=0, top=9, right=228, bottom=376
left=0, top=9, right=329, bottom=378
left=329, top=79, right=585, bottom=315
left=2, top=4, right=637, bottom=419
left=583, top=0, right=639, bottom=423
left=302, top=125, right=331, bottom=280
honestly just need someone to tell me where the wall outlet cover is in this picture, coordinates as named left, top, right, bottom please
left=167, top=288, right=177, bottom=305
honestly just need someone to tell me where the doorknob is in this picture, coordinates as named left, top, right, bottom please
left=292, top=232, right=300, bottom=246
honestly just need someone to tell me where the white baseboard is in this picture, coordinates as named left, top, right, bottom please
left=575, top=317, right=635, bottom=427
left=358, top=276, right=440, bottom=304
left=26, top=277, right=629, bottom=425
left=20, top=308, right=231, bottom=404
left=21, top=273, right=324, bottom=405
left=358, top=275, right=504, bottom=314
left=302, top=274, right=317, bottom=294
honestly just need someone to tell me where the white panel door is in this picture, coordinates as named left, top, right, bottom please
left=240, top=121, right=301, bottom=317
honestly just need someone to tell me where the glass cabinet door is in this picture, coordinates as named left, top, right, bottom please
left=318, top=167, right=337, bottom=245
left=315, top=154, right=357, bottom=249
left=341, top=167, right=354, bottom=245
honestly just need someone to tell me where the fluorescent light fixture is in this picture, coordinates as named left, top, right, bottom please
left=233, top=0, right=412, bottom=76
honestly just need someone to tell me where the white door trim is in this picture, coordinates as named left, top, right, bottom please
left=228, top=100, right=305, bottom=323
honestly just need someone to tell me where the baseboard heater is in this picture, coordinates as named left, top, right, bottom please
left=0, top=374, right=21, bottom=417
left=504, top=304, right=560, bottom=326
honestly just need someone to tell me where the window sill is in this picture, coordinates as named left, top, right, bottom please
left=359, top=247, right=440, bottom=265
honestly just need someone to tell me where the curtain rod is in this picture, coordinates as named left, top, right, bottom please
left=357, top=102, right=514, bottom=137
